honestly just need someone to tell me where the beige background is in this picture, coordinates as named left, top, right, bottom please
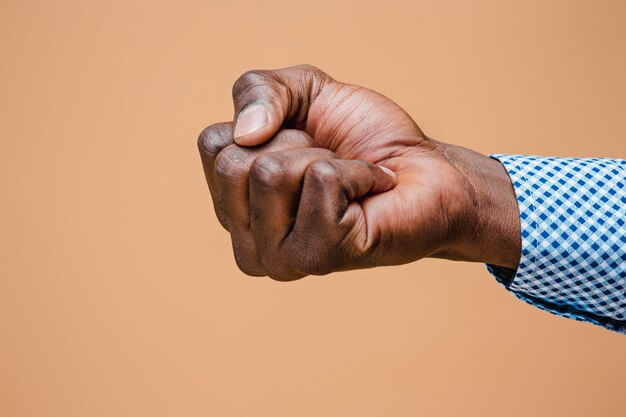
left=1, top=1, right=625, bottom=416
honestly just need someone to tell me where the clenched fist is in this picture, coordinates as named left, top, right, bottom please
left=198, top=65, right=520, bottom=280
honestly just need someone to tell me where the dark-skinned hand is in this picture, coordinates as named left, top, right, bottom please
left=198, top=65, right=520, bottom=280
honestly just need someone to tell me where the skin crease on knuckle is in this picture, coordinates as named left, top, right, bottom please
left=231, top=71, right=286, bottom=117
left=213, top=145, right=251, bottom=184
left=197, top=123, right=232, bottom=159
left=232, top=70, right=271, bottom=101
left=258, top=252, right=302, bottom=282
left=241, top=227, right=309, bottom=281
left=275, top=65, right=331, bottom=129
left=305, top=161, right=356, bottom=225
left=232, top=242, right=264, bottom=277
left=307, top=160, right=340, bottom=188
left=249, top=153, right=288, bottom=190
left=296, top=242, right=340, bottom=277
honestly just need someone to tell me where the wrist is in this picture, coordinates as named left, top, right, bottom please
left=436, top=142, right=522, bottom=269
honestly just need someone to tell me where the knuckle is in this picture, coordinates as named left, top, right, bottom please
left=232, top=242, right=264, bottom=277
left=267, top=271, right=304, bottom=282
left=288, top=235, right=336, bottom=276
left=232, top=70, right=270, bottom=98
left=290, top=64, right=332, bottom=90
left=299, top=254, right=334, bottom=276
left=197, top=122, right=232, bottom=158
left=294, top=63, right=324, bottom=76
left=214, top=145, right=251, bottom=182
left=258, top=254, right=290, bottom=281
left=235, top=258, right=263, bottom=277
left=307, top=160, right=339, bottom=186
left=249, top=154, right=287, bottom=189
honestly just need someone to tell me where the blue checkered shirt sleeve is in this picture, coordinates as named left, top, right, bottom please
left=486, top=155, right=626, bottom=334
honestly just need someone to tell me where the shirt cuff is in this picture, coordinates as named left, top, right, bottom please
left=486, top=154, right=626, bottom=334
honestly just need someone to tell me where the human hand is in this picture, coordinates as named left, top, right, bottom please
left=198, top=65, right=520, bottom=280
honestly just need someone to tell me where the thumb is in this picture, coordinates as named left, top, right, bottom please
left=231, top=65, right=331, bottom=146
left=233, top=102, right=280, bottom=147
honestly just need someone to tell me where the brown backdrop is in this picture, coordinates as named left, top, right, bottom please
left=1, top=1, right=625, bottom=416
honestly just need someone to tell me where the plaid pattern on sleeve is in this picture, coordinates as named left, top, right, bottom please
left=486, top=154, right=626, bottom=334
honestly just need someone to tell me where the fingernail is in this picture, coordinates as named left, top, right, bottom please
left=235, top=105, right=269, bottom=138
left=378, top=165, right=397, bottom=178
